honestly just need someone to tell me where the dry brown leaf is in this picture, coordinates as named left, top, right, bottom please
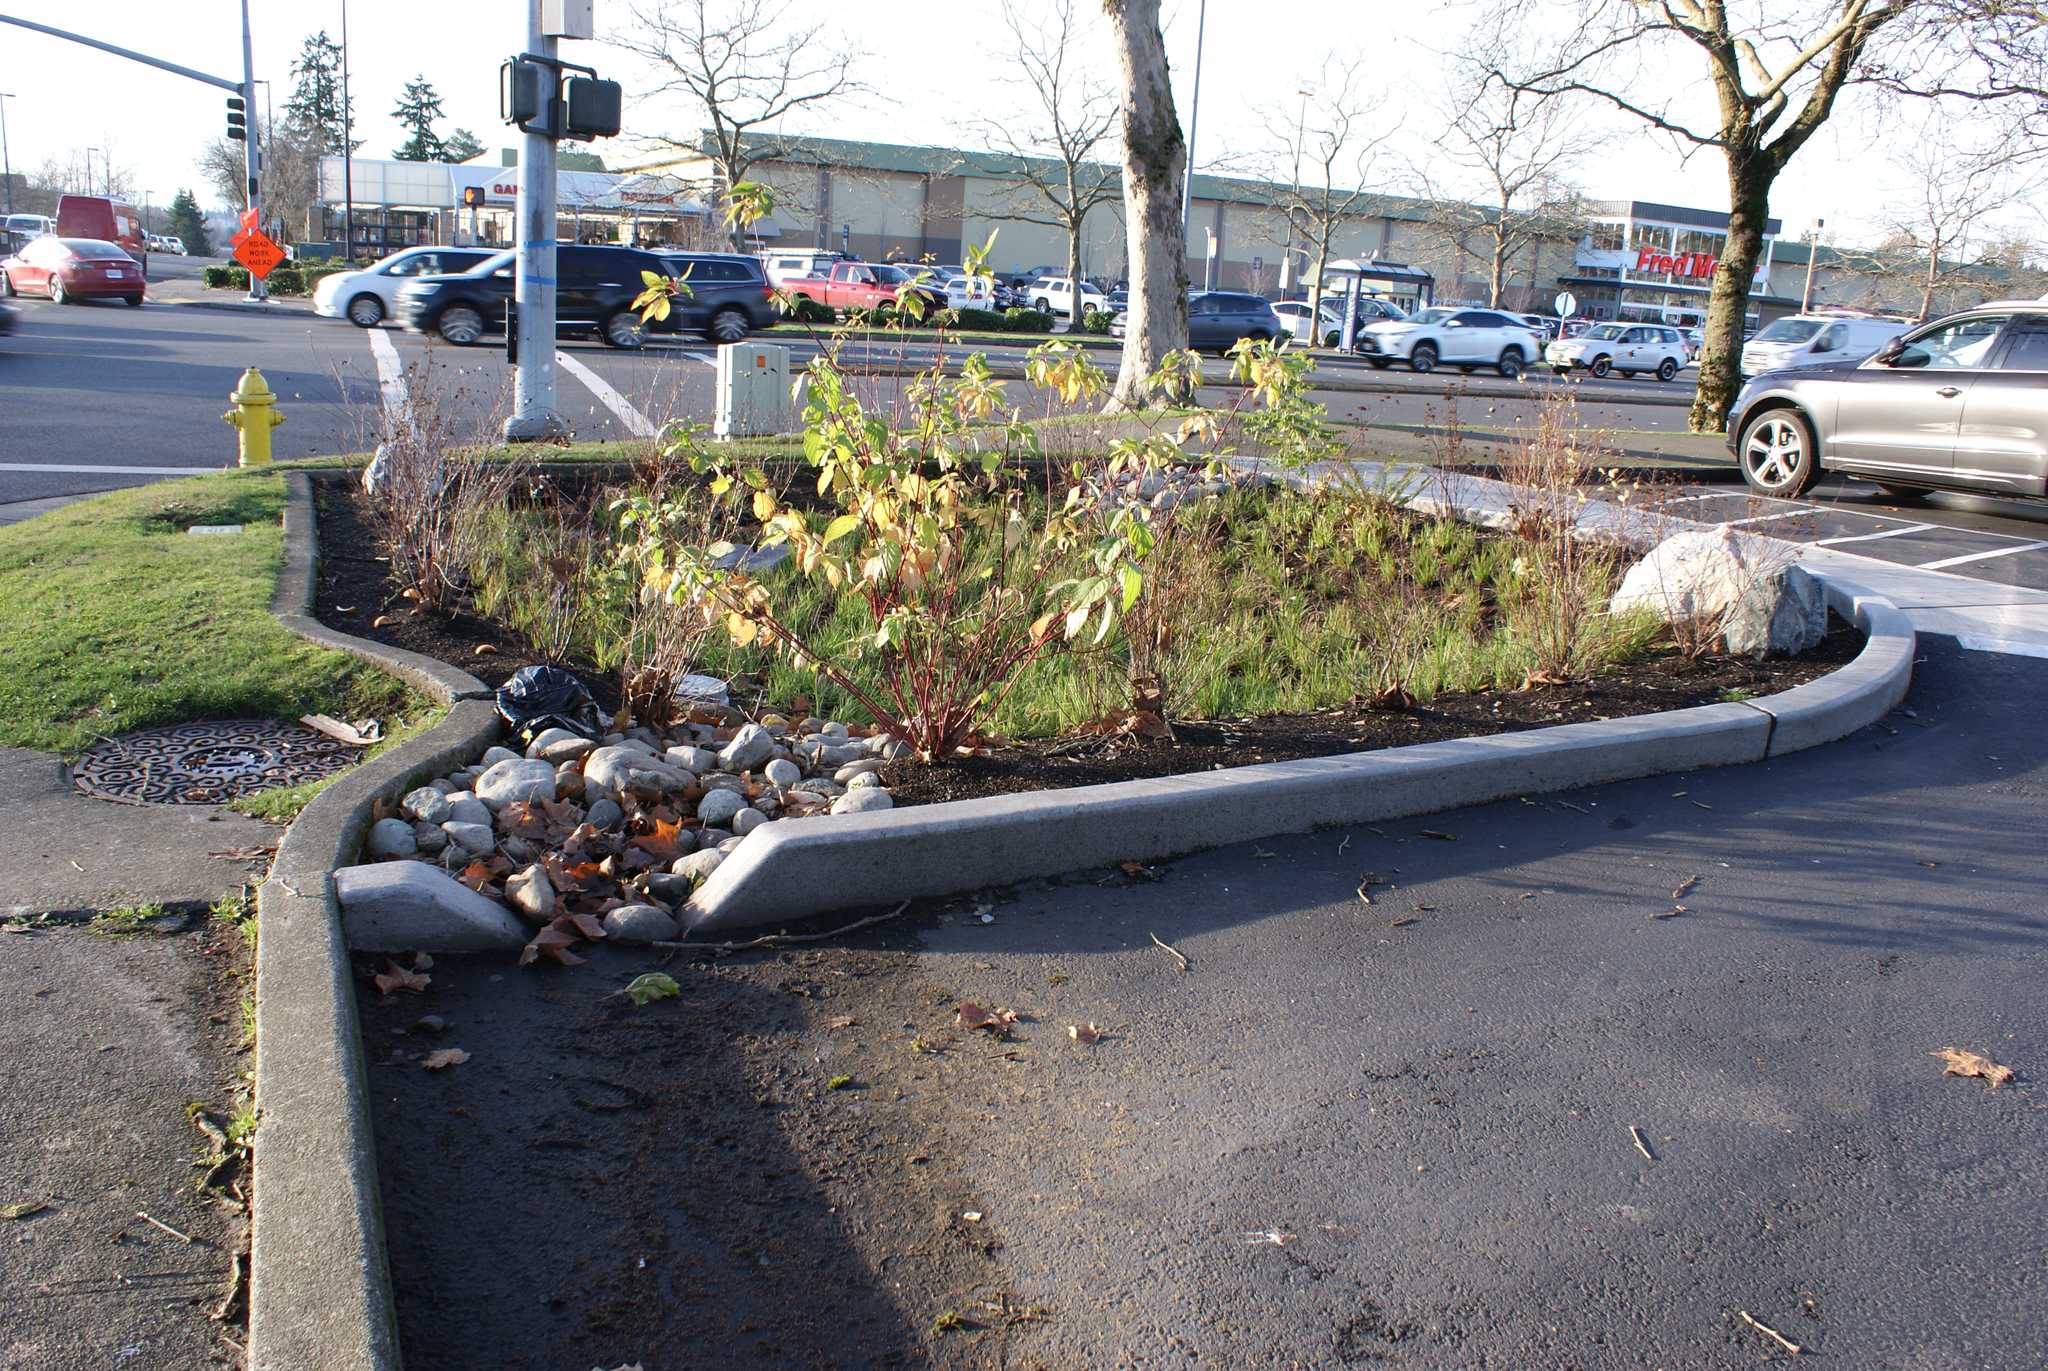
left=1932, top=1047, right=2016, bottom=1088
left=630, top=817, right=689, bottom=862
left=827, top=1015, right=859, bottom=1031
left=371, top=959, right=430, bottom=995
left=498, top=801, right=553, bottom=842
left=1368, top=683, right=1417, bottom=712
left=472, top=643, right=498, bottom=657
left=1118, top=860, right=1158, bottom=881
left=421, top=1048, right=469, bottom=1070
left=955, top=1001, right=1018, bottom=1037
left=1069, top=1023, right=1104, bottom=1045
left=208, top=845, right=277, bottom=860
left=371, top=614, right=397, bottom=629
left=1671, top=874, right=1700, bottom=900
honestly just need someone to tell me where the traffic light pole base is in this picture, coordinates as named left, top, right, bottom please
left=504, top=408, right=569, bottom=443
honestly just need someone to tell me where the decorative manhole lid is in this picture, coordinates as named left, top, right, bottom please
left=71, top=720, right=363, bottom=806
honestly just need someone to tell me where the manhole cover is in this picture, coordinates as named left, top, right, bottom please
left=71, top=720, right=363, bottom=806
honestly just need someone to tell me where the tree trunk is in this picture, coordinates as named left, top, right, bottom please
left=1488, top=232, right=1507, bottom=308
left=1920, top=236, right=1938, bottom=321
left=1688, top=158, right=1771, bottom=434
left=1102, top=0, right=1189, bottom=410
left=1067, top=222, right=1085, bottom=329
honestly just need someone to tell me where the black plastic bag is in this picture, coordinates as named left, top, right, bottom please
left=494, top=665, right=601, bottom=744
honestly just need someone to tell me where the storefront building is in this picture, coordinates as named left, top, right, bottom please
left=1557, top=200, right=1786, bottom=326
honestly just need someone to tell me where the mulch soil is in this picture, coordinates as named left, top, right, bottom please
left=313, top=472, right=1864, bottom=807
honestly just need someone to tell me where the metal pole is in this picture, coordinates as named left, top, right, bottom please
left=1799, top=218, right=1823, bottom=312
left=0, top=94, right=12, bottom=215
left=340, top=0, right=354, bottom=260
left=241, top=0, right=265, bottom=299
left=506, top=0, right=562, bottom=441
left=1177, top=0, right=1205, bottom=242
left=86, top=146, right=100, bottom=194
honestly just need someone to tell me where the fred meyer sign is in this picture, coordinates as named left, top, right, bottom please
left=1634, top=247, right=1718, bottom=279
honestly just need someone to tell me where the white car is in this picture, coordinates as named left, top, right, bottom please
left=162, top=236, right=188, bottom=256
left=1545, top=323, right=1690, bottom=381
left=1740, top=314, right=1911, bottom=378
left=1026, top=276, right=1108, bottom=316
left=1272, top=299, right=1341, bottom=345
left=1355, top=306, right=1546, bottom=378
left=312, top=245, right=496, bottom=327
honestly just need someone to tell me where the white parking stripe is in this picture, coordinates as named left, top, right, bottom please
left=1917, top=538, right=2048, bottom=571
left=0, top=462, right=223, bottom=475
left=554, top=350, right=657, bottom=438
left=1956, top=634, right=2048, bottom=660
left=1812, top=523, right=1935, bottom=547
left=366, top=327, right=409, bottom=433
left=1720, top=508, right=1814, bottom=527
left=682, top=350, right=717, bottom=368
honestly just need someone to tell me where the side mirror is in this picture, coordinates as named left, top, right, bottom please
left=1873, top=335, right=1907, bottom=365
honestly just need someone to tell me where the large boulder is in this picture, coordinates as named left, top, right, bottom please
left=1611, top=527, right=1827, bottom=658
left=333, top=861, right=528, bottom=952
left=583, top=744, right=690, bottom=800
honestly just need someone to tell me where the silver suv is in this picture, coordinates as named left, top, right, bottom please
left=1727, top=300, right=2048, bottom=499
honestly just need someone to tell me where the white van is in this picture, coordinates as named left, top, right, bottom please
left=759, top=249, right=849, bottom=289
left=1741, top=313, right=1912, bottom=377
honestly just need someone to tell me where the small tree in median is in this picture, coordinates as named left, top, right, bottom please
left=167, top=189, right=211, bottom=256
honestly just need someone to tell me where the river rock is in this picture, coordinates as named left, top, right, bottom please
left=1611, top=526, right=1827, bottom=658
left=441, top=820, right=495, bottom=856
left=585, top=796, right=624, bottom=831
left=846, top=770, right=883, bottom=791
left=834, top=759, right=883, bottom=783
left=673, top=849, right=726, bottom=884
left=412, top=821, right=449, bottom=856
left=697, top=789, right=746, bottom=826
left=764, top=757, right=803, bottom=788
left=367, top=817, right=418, bottom=860
left=401, top=786, right=450, bottom=824
left=504, top=863, right=555, bottom=922
left=731, top=807, right=768, bottom=836
left=667, top=745, right=717, bottom=774
left=445, top=794, right=491, bottom=828
left=602, top=903, right=679, bottom=944
left=583, top=745, right=687, bottom=799
left=473, top=757, right=557, bottom=811
left=527, top=727, right=597, bottom=762
left=719, top=723, right=775, bottom=773
left=644, top=872, right=695, bottom=904
left=481, top=745, right=522, bottom=768
left=696, top=827, right=733, bottom=849
left=820, top=720, right=849, bottom=739
left=831, top=788, right=894, bottom=815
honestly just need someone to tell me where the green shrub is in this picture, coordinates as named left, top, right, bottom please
left=202, top=265, right=239, bottom=289
left=783, top=295, right=834, bottom=324
left=952, top=307, right=1009, bottom=333
left=1079, top=308, right=1115, bottom=335
left=264, top=266, right=306, bottom=296
left=1003, top=307, right=1053, bottom=333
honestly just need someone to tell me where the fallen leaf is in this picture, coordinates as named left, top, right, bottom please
left=1069, top=1023, right=1104, bottom=1045
left=499, top=802, right=553, bottom=842
left=1932, top=1047, right=2015, bottom=1088
left=0, top=1200, right=50, bottom=1220
left=472, top=643, right=498, bottom=656
left=630, top=817, right=689, bottom=862
left=371, top=614, right=396, bottom=629
left=421, top=1048, right=469, bottom=1070
left=621, top=973, right=679, bottom=1006
left=1118, top=860, right=1158, bottom=881
left=371, top=959, right=430, bottom=995
left=827, top=1074, right=853, bottom=1090
left=826, top=1015, right=859, bottom=1030
left=1671, top=874, right=1700, bottom=900
left=955, top=1001, right=1018, bottom=1037
left=960, top=1210, right=983, bottom=1222
left=1390, top=916, right=1417, bottom=928
left=1242, top=1228, right=1296, bottom=1246
left=1418, top=830, right=1457, bottom=842
left=208, top=845, right=277, bottom=860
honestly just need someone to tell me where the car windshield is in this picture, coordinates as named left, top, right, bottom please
left=63, top=239, right=129, bottom=259
left=1755, top=318, right=1824, bottom=343
left=870, top=264, right=908, bottom=283
left=1408, top=308, right=1451, bottom=325
left=1584, top=324, right=1627, bottom=340
left=469, top=252, right=515, bottom=276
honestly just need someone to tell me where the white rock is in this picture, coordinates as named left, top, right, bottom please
left=585, top=796, right=624, bottom=830
left=731, top=807, right=769, bottom=836
left=614, top=736, right=659, bottom=757
left=846, top=771, right=883, bottom=791
left=473, top=758, right=557, bottom=811
left=697, top=789, right=746, bottom=826
left=820, top=720, right=850, bottom=739
left=441, top=820, right=495, bottom=856
left=367, top=817, right=418, bottom=860
left=401, top=786, right=450, bottom=824
left=1611, top=527, right=1827, bottom=658
left=672, top=849, right=726, bottom=883
left=880, top=737, right=913, bottom=761
left=429, top=778, right=458, bottom=795
left=583, top=744, right=687, bottom=799
left=834, top=759, right=883, bottom=783
left=719, top=723, right=776, bottom=773
left=528, top=727, right=597, bottom=763
left=481, top=745, right=522, bottom=768
left=668, top=745, right=718, bottom=774
left=831, top=788, right=894, bottom=815
left=764, top=758, right=803, bottom=788
left=504, top=863, right=555, bottom=922
left=602, top=903, right=680, bottom=944
left=444, top=794, right=491, bottom=828
left=333, top=861, right=528, bottom=952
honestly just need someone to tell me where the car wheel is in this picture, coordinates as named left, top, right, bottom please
left=346, top=293, right=386, bottom=327
left=707, top=306, right=750, bottom=344
left=603, top=310, right=646, bottom=350
left=1322, top=330, right=1341, bottom=348
left=1033, top=297, right=1052, bottom=312
left=1738, top=408, right=1820, bottom=497
left=1875, top=483, right=1931, bottom=503
left=1619, top=369, right=1635, bottom=378
left=1656, top=357, right=1678, bottom=382
left=1588, top=354, right=1611, bottom=377
left=49, top=278, right=67, bottom=304
left=0, top=271, right=13, bottom=298
left=436, top=304, right=485, bottom=346
left=1367, top=358, right=1391, bottom=369
left=125, top=295, right=144, bottom=308
left=1409, top=342, right=1438, bottom=373
left=1497, top=349, right=1524, bottom=380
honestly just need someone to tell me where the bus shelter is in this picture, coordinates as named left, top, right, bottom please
left=1322, top=259, right=1437, bottom=352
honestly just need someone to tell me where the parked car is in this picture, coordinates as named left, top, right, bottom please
left=1025, top=276, right=1108, bottom=316
left=1545, top=322, right=1690, bottom=381
left=1682, top=327, right=1704, bottom=360
left=1110, top=291, right=1284, bottom=353
left=162, top=235, right=189, bottom=256
left=760, top=248, right=850, bottom=289
left=0, top=236, right=146, bottom=305
left=4, top=213, right=54, bottom=241
left=781, top=260, right=947, bottom=316
left=396, top=245, right=679, bottom=348
left=1355, top=306, right=1544, bottom=377
left=1515, top=312, right=1563, bottom=341
left=653, top=250, right=777, bottom=341
left=1727, top=301, right=2048, bottom=499
left=1271, top=298, right=1339, bottom=344
left=56, top=195, right=145, bottom=273
left=1007, top=264, right=1060, bottom=290
left=1740, top=313, right=1912, bottom=378
left=313, top=245, right=496, bottom=327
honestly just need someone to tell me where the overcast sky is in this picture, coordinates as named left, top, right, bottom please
left=0, top=0, right=2032, bottom=249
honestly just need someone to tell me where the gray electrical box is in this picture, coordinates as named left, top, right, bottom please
left=714, top=342, right=791, bottom=439
left=542, top=0, right=594, bottom=39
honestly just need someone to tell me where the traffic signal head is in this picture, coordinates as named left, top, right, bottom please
left=561, top=76, right=622, bottom=140
left=226, top=96, right=247, bottom=142
left=461, top=185, right=486, bottom=208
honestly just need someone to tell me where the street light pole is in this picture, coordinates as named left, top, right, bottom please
left=1290, top=85, right=1311, bottom=302
left=241, top=0, right=265, bottom=300
left=1177, top=0, right=1205, bottom=250
left=1799, top=217, right=1825, bottom=313
left=340, top=0, right=355, bottom=259
left=505, top=0, right=562, bottom=441
left=86, top=146, right=101, bottom=195
left=0, top=94, right=14, bottom=215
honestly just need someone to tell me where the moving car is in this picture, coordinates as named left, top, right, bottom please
left=1107, top=291, right=1284, bottom=353
left=397, top=245, right=679, bottom=348
left=1544, top=323, right=1690, bottom=381
left=1740, top=313, right=1912, bottom=378
left=0, top=236, right=146, bottom=305
left=5, top=213, right=53, bottom=240
left=56, top=195, right=145, bottom=273
left=314, top=246, right=497, bottom=326
left=1727, top=300, right=2048, bottom=499
left=653, top=251, right=777, bottom=341
left=1355, top=307, right=1544, bottom=377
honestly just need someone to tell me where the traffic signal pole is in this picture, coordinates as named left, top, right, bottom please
left=240, top=0, right=264, bottom=301
left=505, top=0, right=563, bottom=441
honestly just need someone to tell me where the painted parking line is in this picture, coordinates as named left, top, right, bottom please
left=1721, top=508, right=1817, bottom=528
left=1811, top=523, right=1937, bottom=547
left=366, top=327, right=409, bottom=433
left=554, top=350, right=657, bottom=438
left=0, top=462, right=224, bottom=475
left=1917, top=538, right=2048, bottom=571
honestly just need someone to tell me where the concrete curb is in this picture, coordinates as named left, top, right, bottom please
left=682, top=577, right=1913, bottom=933
left=248, top=471, right=501, bottom=1371
left=158, top=295, right=315, bottom=317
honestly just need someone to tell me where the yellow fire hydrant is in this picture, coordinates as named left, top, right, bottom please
left=222, top=366, right=285, bottom=467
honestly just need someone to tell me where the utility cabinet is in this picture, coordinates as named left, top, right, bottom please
left=714, top=342, right=790, bottom=439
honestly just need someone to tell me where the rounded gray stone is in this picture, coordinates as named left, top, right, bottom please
left=731, top=807, right=768, bottom=836
left=481, top=745, right=522, bottom=768
left=602, top=903, right=680, bottom=944
left=473, top=757, right=557, bottom=811
left=367, top=817, right=418, bottom=860
left=444, top=794, right=491, bottom=828
left=585, top=796, right=624, bottom=831
left=846, top=770, right=883, bottom=791
left=696, top=789, right=746, bottom=826
left=830, top=788, right=894, bottom=815
left=401, top=786, right=450, bottom=824
left=441, top=820, right=495, bottom=855
left=834, top=759, right=883, bottom=783
left=412, top=821, right=449, bottom=855
left=719, top=723, right=775, bottom=773
left=334, top=861, right=528, bottom=952
left=764, top=758, right=803, bottom=788
left=672, top=849, right=726, bottom=883
left=668, top=745, right=718, bottom=774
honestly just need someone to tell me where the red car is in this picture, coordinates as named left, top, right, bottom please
left=0, top=236, right=146, bottom=306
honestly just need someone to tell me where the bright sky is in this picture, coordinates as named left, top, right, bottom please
left=0, top=0, right=2027, bottom=249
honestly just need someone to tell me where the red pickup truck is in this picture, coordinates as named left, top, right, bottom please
left=782, top=260, right=946, bottom=316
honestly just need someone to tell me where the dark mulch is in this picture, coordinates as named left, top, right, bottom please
left=315, top=472, right=1864, bottom=807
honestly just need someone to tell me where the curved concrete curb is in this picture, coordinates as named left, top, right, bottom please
left=683, top=579, right=1913, bottom=934
left=249, top=472, right=501, bottom=1371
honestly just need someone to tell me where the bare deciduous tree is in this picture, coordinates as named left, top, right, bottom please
left=1874, top=113, right=2044, bottom=318
left=1489, top=0, right=1912, bottom=432
left=968, top=0, right=1120, bottom=327
left=1102, top=0, right=1189, bottom=410
left=1256, top=59, right=1398, bottom=329
left=614, top=0, right=866, bottom=250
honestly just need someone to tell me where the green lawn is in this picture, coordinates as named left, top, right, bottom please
left=0, top=471, right=425, bottom=756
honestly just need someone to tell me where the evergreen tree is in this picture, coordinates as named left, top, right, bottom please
left=391, top=76, right=446, bottom=161
left=282, top=31, right=359, bottom=155
left=167, top=188, right=211, bottom=255
left=441, top=127, right=487, bottom=164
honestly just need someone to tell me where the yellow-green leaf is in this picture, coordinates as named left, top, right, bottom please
left=822, top=513, right=862, bottom=546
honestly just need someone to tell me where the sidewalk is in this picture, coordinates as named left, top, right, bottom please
left=149, top=281, right=314, bottom=316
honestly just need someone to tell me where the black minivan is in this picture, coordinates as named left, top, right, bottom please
left=655, top=252, right=777, bottom=343
left=396, top=244, right=678, bottom=349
